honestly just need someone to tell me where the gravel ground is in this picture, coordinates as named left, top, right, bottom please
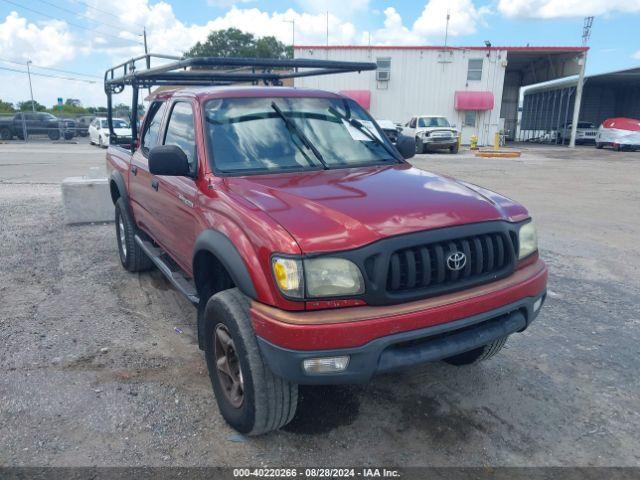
left=1, top=142, right=639, bottom=467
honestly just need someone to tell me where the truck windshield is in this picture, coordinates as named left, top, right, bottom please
left=419, top=117, right=450, bottom=128
left=204, top=96, right=398, bottom=174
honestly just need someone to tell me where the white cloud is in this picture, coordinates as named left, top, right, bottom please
left=370, top=7, right=424, bottom=45
left=498, top=0, right=640, bottom=18
left=0, top=12, right=75, bottom=66
left=633, top=50, right=640, bottom=59
left=414, top=0, right=488, bottom=37
left=370, top=1, right=488, bottom=45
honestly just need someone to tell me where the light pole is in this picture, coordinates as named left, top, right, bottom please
left=26, top=60, right=35, bottom=112
left=283, top=19, right=295, bottom=58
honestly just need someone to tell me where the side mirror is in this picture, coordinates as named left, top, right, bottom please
left=149, top=145, right=190, bottom=176
left=395, top=134, right=415, bottom=159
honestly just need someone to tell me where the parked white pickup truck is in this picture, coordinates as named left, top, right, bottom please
left=404, top=115, right=459, bottom=154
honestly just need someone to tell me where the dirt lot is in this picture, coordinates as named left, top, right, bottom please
left=1, top=142, right=639, bottom=467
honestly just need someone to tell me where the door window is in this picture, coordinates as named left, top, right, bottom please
left=141, top=101, right=168, bottom=154
left=163, top=102, right=197, bottom=175
left=463, top=111, right=477, bottom=127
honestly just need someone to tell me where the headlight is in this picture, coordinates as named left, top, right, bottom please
left=271, top=256, right=364, bottom=299
left=518, top=221, right=538, bottom=259
left=272, top=257, right=303, bottom=298
left=304, top=258, right=364, bottom=298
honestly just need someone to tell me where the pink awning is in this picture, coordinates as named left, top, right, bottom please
left=339, top=90, right=371, bottom=110
left=454, top=91, right=494, bottom=111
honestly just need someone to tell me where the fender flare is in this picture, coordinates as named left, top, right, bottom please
left=109, top=170, right=129, bottom=206
left=192, top=229, right=258, bottom=300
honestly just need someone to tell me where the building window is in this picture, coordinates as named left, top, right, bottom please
left=467, top=59, right=483, bottom=81
left=464, top=111, right=477, bottom=127
left=376, top=57, right=391, bottom=82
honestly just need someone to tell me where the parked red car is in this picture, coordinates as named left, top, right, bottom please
left=106, top=57, right=547, bottom=435
left=596, top=117, right=640, bottom=151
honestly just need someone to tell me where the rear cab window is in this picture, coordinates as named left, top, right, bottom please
left=141, top=101, right=169, bottom=155
left=163, top=101, right=197, bottom=176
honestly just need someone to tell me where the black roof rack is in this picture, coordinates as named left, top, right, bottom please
left=104, top=54, right=376, bottom=151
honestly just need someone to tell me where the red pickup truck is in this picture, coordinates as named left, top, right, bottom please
left=106, top=57, right=547, bottom=435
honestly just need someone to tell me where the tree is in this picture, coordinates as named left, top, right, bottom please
left=18, top=100, right=46, bottom=112
left=185, top=27, right=291, bottom=60
left=0, top=99, right=14, bottom=113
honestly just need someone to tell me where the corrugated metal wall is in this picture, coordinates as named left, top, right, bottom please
left=294, top=47, right=508, bottom=145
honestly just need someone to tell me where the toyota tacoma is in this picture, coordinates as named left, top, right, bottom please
left=105, top=56, right=547, bottom=435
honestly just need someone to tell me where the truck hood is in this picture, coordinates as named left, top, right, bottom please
left=226, top=164, right=528, bottom=252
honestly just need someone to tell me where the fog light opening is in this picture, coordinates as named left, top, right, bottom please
left=302, top=356, right=350, bottom=374
left=533, top=297, right=543, bottom=312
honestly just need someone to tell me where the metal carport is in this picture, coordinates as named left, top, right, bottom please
left=519, top=66, right=640, bottom=144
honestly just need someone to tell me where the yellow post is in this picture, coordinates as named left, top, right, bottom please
left=494, top=132, right=500, bottom=150
left=457, top=132, right=462, bottom=150
left=470, top=135, right=478, bottom=150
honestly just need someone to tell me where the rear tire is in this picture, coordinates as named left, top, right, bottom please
left=613, top=143, right=621, bottom=152
left=0, top=127, right=12, bottom=140
left=203, top=288, right=298, bottom=435
left=115, top=197, right=154, bottom=272
left=443, top=336, right=508, bottom=366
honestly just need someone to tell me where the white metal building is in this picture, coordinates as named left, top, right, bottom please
left=294, top=45, right=586, bottom=145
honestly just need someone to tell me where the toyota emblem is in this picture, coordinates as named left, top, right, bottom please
left=446, top=251, right=467, bottom=271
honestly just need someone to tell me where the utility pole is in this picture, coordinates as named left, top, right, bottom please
left=325, top=11, right=329, bottom=59
left=26, top=60, right=35, bottom=112
left=444, top=10, right=450, bottom=48
left=143, top=27, right=150, bottom=98
left=569, top=16, right=593, bottom=148
left=283, top=19, right=295, bottom=58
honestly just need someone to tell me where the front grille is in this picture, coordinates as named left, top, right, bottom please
left=386, top=232, right=516, bottom=293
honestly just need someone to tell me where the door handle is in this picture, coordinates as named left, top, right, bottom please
left=151, top=179, right=159, bottom=191
left=131, top=165, right=138, bottom=175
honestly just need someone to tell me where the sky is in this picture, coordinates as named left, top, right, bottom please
left=0, top=0, right=639, bottom=108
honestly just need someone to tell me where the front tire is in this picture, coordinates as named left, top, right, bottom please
left=415, top=137, right=424, bottom=154
left=203, top=288, right=298, bottom=435
left=115, top=198, right=153, bottom=272
left=449, top=144, right=459, bottom=154
left=0, top=127, right=12, bottom=140
left=48, top=130, right=60, bottom=141
left=98, top=136, right=104, bottom=148
left=443, top=336, right=508, bottom=366
left=595, top=142, right=603, bottom=149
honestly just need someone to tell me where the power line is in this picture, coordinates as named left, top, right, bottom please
left=0, top=57, right=100, bottom=79
left=0, top=0, right=143, bottom=46
left=0, top=65, right=97, bottom=83
left=32, top=0, right=141, bottom=38
left=68, top=0, right=145, bottom=30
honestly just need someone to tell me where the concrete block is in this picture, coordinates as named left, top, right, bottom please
left=61, top=176, right=113, bottom=224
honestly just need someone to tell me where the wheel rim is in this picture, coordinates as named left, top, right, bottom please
left=118, top=216, right=127, bottom=259
left=213, top=323, right=244, bottom=408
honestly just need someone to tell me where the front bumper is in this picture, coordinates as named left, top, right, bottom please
left=424, top=137, right=457, bottom=149
left=252, top=258, right=547, bottom=384
left=258, top=292, right=545, bottom=384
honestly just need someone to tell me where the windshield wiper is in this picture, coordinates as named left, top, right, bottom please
left=327, top=107, right=402, bottom=162
left=270, top=102, right=328, bottom=170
